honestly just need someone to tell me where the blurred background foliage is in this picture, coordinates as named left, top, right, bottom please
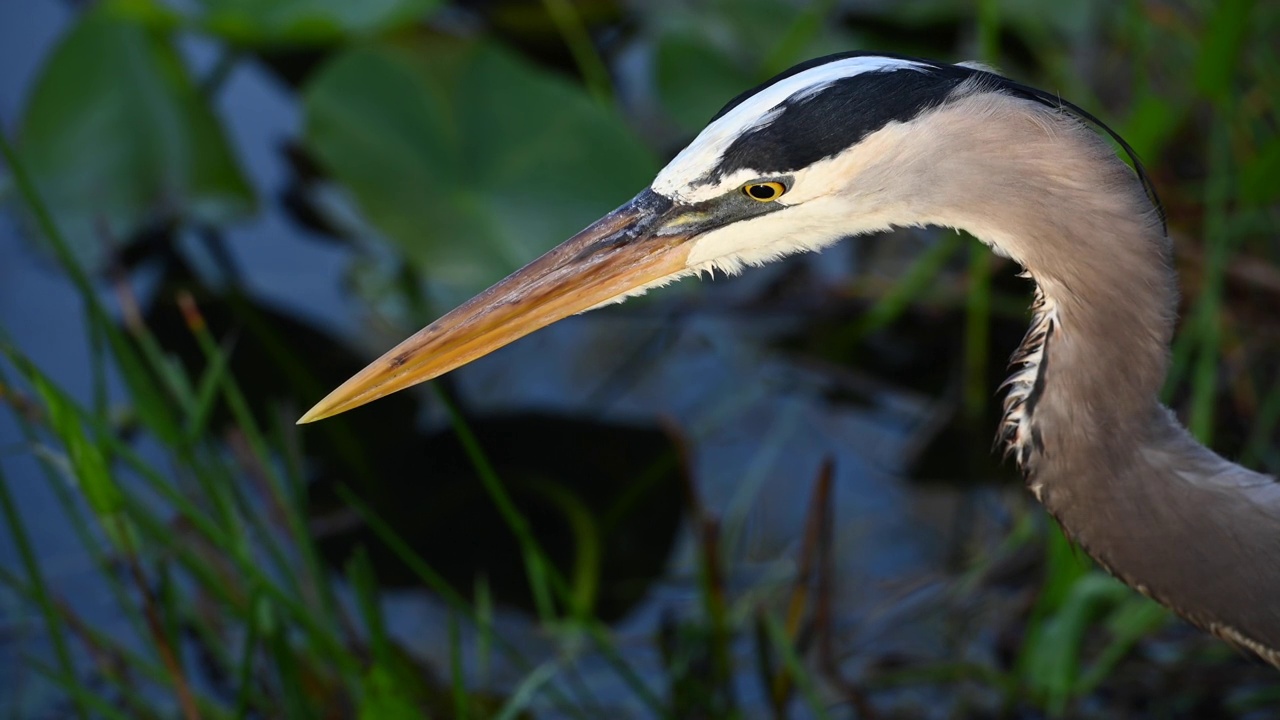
left=0, top=0, right=1277, bottom=717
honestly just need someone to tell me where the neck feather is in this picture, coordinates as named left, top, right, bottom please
left=912, top=90, right=1280, bottom=664
left=882, top=90, right=1179, bottom=476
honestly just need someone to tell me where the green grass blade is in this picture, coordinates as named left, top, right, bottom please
left=27, top=660, right=136, bottom=720
left=435, top=389, right=664, bottom=712
left=232, top=590, right=267, bottom=720
left=0, top=463, right=90, bottom=720
left=494, top=662, right=559, bottom=720
left=335, top=485, right=592, bottom=719
left=450, top=612, right=469, bottom=720
left=538, top=0, right=613, bottom=104
left=846, top=232, right=964, bottom=341
left=762, top=614, right=831, bottom=720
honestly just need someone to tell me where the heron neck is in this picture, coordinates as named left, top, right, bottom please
left=982, top=117, right=1280, bottom=661
left=1013, top=193, right=1280, bottom=663
left=982, top=160, right=1177, bottom=484
left=1019, top=214, right=1177, bottom=481
left=914, top=90, right=1280, bottom=665
left=895, top=92, right=1180, bottom=458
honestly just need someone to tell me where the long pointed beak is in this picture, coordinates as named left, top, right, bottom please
left=298, top=190, right=693, bottom=423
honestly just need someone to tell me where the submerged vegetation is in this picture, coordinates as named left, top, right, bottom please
left=1, top=0, right=1278, bottom=717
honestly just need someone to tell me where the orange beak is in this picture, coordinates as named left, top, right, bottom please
left=298, top=191, right=694, bottom=423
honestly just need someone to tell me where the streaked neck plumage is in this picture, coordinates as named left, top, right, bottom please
left=909, top=90, right=1280, bottom=664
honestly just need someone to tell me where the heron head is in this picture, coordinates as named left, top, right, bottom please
left=298, top=54, right=1024, bottom=422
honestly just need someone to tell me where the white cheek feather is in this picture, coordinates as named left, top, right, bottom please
left=684, top=196, right=893, bottom=276
left=677, top=146, right=936, bottom=278
left=652, top=56, right=927, bottom=201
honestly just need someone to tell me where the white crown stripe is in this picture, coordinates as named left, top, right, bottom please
left=652, top=56, right=926, bottom=199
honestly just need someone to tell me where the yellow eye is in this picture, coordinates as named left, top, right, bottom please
left=743, top=181, right=786, bottom=202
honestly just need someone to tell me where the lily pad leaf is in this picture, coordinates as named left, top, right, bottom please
left=303, top=39, right=656, bottom=300
left=13, top=8, right=254, bottom=271
left=197, top=0, right=438, bottom=46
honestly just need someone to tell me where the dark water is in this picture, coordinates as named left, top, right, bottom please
left=0, top=3, right=1013, bottom=713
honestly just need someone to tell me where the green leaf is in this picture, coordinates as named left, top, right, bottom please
left=197, top=0, right=438, bottom=46
left=1020, top=573, right=1131, bottom=715
left=13, top=8, right=254, bottom=271
left=1240, top=135, right=1280, bottom=205
left=1121, top=93, right=1185, bottom=161
left=99, top=0, right=186, bottom=32
left=359, top=664, right=421, bottom=720
left=1035, top=522, right=1094, bottom=609
left=1194, top=0, right=1256, bottom=101
left=303, top=39, right=656, bottom=301
left=26, top=370, right=137, bottom=551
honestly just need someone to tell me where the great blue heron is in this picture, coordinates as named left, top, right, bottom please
left=300, top=53, right=1280, bottom=666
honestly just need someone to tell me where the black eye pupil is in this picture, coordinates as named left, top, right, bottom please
left=749, top=185, right=776, bottom=199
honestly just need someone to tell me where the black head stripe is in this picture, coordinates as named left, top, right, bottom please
left=704, top=53, right=1165, bottom=232
left=712, top=65, right=966, bottom=179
